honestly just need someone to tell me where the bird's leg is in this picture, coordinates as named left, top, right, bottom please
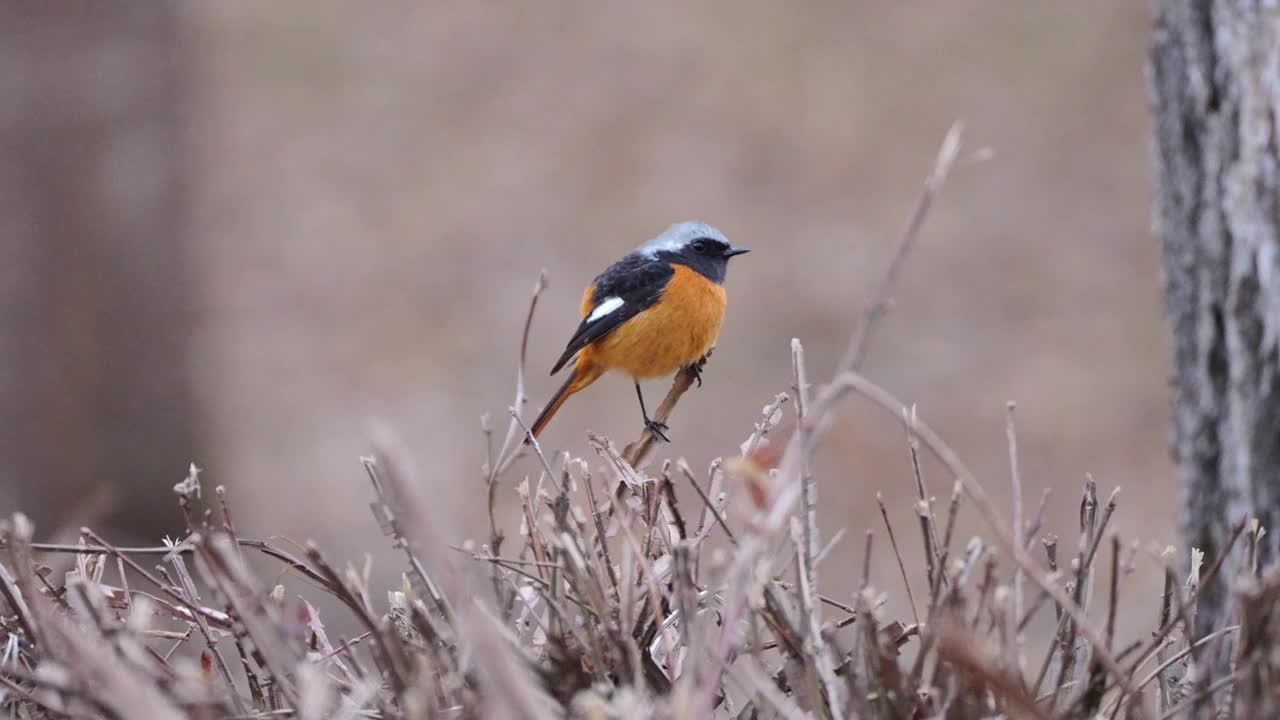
left=687, top=354, right=709, bottom=387
left=634, top=381, right=670, bottom=442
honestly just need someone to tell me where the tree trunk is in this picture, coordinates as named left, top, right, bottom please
left=1150, top=3, right=1280, bottom=637
left=0, top=4, right=196, bottom=540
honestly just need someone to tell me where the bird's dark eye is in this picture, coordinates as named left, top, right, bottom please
left=690, top=238, right=710, bottom=254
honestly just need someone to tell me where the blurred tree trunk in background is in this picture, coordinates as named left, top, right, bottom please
left=0, top=5, right=195, bottom=540
left=1150, top=4, right=1280, bottom=638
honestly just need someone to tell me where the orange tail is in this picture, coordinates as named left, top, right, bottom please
left=528, top=359, right=604, bottom=441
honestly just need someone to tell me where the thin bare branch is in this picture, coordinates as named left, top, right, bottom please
left=840, top=121, right=964, bottom=372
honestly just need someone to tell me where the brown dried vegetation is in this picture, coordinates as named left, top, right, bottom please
left=3, top=129, right=1277, bottom=720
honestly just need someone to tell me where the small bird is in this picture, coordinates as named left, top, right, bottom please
left=528, top=221, right=749, bottom=442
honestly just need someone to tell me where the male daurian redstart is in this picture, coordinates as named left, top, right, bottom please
left=528, top=221, right=748, bottom=442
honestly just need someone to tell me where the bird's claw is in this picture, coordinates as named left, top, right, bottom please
left=688, top=360, right=705, bottom=388
left=645, top=418, right=671, bottom=443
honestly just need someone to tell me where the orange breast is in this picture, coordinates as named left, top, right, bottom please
left=584, top=264, right=727, bottom=379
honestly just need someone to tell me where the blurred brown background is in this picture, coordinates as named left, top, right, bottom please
left=2, top=3, right=1165, bottom=643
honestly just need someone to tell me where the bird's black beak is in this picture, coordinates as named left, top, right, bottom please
left=722, top=247, right=750, bottom=258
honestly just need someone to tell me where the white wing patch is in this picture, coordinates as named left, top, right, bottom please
left=587, top=296, right=625, bottom=322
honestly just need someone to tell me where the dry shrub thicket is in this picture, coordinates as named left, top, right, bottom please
left=3, top=128, right=1279, bottom=720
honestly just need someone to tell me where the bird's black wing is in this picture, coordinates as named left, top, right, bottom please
left=549, top=253, right=674, bottom=375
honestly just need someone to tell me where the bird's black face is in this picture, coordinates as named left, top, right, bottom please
left=667, top=237, right=750, bottom=283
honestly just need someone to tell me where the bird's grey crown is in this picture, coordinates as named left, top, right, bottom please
left=636, top=221, right=727, bottom=257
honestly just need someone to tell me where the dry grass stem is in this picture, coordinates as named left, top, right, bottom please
left=4, top=127, right=1277, bottom=720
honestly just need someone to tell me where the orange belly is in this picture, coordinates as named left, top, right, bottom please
left=583, top=264, right=726, bottom=379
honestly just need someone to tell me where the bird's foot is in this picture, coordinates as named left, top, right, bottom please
left=644, top=418, right=671, bottom=443
left=688, top=358, right=707, bottom=387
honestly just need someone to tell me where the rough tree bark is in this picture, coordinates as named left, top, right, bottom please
left=1149, top=3, right=1280, bottom=637
left=0, top=4, right=196, bottom=540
